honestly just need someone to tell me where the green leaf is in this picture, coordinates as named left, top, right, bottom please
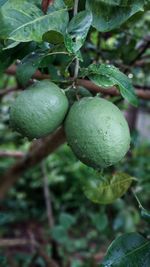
left=100, top=233, right=150, bottom=267
left=86, top=64, right=138, bottom=106
left=42, top=30, right=64, bottom=44
left=90, top=212, right=108, bottom=231
left=0, top=0, right=69, bottom=44
left=82, top=172, right=133, bottom=204
left=51, top=225, right=68, bottom=244
left=86, top=0, right=145, bottom=32
left=59, top=212, right=76, bottom=230
left=64, top=0, right=74, bottom=8
left=65, top=11, right=92, bottom=53
left=141, top=208, right=150, bottom=223
left=16, top=51, right=46, bottom=85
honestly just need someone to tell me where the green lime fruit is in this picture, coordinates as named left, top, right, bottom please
left=65, top=97, right=130, bottom=169
left=10, top=80, right=69, bottom=139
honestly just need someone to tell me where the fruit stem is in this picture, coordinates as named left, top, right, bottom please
left=73, top=0, right=79, bottom=16
left=73, top=0, right=80, bottom=84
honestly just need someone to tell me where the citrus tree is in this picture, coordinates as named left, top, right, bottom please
left=0, top=0, right=150, bottom=266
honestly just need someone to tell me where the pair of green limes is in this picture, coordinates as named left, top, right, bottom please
left=10, top=80, right=130, bottom=169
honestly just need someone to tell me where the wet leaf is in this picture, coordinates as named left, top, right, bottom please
left=100, top=233, right=150, bottom=267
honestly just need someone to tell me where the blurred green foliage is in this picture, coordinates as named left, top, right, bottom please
left=0, top=3, right=150, bottom=267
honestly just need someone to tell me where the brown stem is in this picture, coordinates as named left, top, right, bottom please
left=0, top=238, right=59, bottom=267
left=0, top=127, right=66, bottom=199
left=0, top=86, right=20, bottom=98
left=41, top=161, right=54, bottom=229
left=77, top=79, right=150, bottom=100
left=4, top=65, right=150, bottom=100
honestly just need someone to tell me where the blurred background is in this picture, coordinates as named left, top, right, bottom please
left=0, top=6, right=150, bottom=267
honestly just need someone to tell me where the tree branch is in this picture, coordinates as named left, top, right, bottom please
left=77, top=79, right=150, bottom=100
left=0, top=238, right=59, bottom=267
left=0, top=127, right=66, bottom=199
left=41, top=161, right=55, bottom=229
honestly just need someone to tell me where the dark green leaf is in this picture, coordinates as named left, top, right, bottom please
left=51, top=225, right=68, bottom=244
left=141, top=208, right=150, bottom=223
left=90, top=212, right=108, bottom=231
left=82, top=172, right=133, bottom=204
left=100, top=233, right=150, bottom=267
left=59, top=212, right=76, bottom=230
left=86, top=0, right=145, bottom=32
left=42, top=30, right=64, bottom=44
left=65, top=11, right=92, bottom=53
left=0, top=0, right=69, bottom=44
left=16, top=51, right=46, bottom=85
left=86, top=64, right=138, bottom=106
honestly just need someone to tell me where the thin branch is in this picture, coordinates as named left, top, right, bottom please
left=41, top=161, right=54, bottom=229
left=0, top=86, right=20, bottom=98
left=77, top=79, right=150, bottom=100
left=73, top=0, right=80, bottom=82
left=130, top=40, right=150, bottom=65
left=0, top=238, right=59, bottom=267
left=73, top=0, right=79, bottom=16
left=6, top=65, right=49, bottom=80
left=0, top=127, right=66, bottom=199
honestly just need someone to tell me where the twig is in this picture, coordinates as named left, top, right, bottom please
left=41, top=161, right=54, bottom=229
left=0, top=127, right=66, bottom=199
left=73, top=0, right=79, bottom=16
left=0, top=238, right=59, bottom=267
left=0, top=86, right=20, bottom=98
left=77, top=79, right=150, bottom=100
left=6, top=65, right=49, bottom=80
left=73, top=0, right=80, bottom=82
left=130, top=40, right=150, bottom=65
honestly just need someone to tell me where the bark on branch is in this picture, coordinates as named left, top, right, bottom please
left=77, top=79, right=150, bottom=100
left=0, top=127, right=66, bottom=199
left=4, top=65, right=150, bottom=100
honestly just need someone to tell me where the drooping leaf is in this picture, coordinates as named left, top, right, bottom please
left=100, top=233, right=150, bottom=267
left=86, top=0, right=145, bottom=32
left=84, top=64, right=138, bottom=106
left=16, top=51, right=46, bottom=85
left=64, top=11, right=92, bottom=53
left=0, top=0, right=69, bottom=44
left=82, top=172, right=133, bottom=204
